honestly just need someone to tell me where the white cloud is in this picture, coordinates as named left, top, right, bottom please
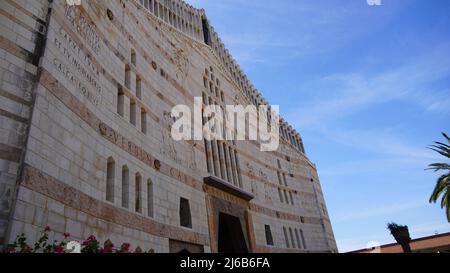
left=333, top=199, right=427, bottom=224
left=326, top=128, right=439, bottom=160
left=288, top=42, right=450, bottom=128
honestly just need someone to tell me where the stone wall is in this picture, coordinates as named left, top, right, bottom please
left=0, top=0, right=337, bottom=252
left=0, top=0, right=51, bottom=246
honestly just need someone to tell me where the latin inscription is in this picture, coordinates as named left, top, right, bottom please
left=64, top=5, right=101, bottom=54
left=52, top=58, right=100, bottom=106
left=52, top=12, right=102, bottom=106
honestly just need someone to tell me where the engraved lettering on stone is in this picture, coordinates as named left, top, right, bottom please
left=65, top=5, right=101, bottom=54
left=52, top=58, right=99, bottom=106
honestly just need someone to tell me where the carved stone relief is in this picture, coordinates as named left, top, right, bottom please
left=161, top=111, right=180, bottom=164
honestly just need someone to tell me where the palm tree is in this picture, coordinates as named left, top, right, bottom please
left=387, top=222, right=412, bottom=253
left=427, top=132, right=450, bottom=222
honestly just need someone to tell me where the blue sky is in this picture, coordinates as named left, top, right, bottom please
left=185, top=0, right=450, bottom=252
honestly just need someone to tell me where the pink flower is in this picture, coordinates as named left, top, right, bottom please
left=44, top=226, right=51, bottom=232
left=82, top=240, right=89, bottom=246
left=63, top=232, right=70, bottom=238
left=54, top=245, right=65, bottom=253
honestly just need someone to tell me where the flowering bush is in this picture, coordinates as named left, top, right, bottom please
left=2, top=226, right=155, bottom=254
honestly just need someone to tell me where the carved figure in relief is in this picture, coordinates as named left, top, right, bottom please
left=259, top=169, right=268, bottom=181
left=264, top=183, right=272, bottom=203
left=161, top=111, right=180, bottom=163
left=246, top=162, right=257, bottom=195
left=187, top=141, right=198, bottom=170
left=174, top=47, right=189, bottom=81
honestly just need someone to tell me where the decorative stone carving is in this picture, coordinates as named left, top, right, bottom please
left=107, top=9, right=114, bottom=21
left=264, top=183, right=272, bottom=203
left=187, top=141, right=197, bottom=170
left=154, top=160, right=161, bottom=171
left=161, top=111, right=180, bottom=164
left=174, top=47, right=189, bottom=81
left=151, top=61, right=157, bottom=70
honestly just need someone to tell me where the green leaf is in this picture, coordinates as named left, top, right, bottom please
left=429, top=174, right=449, bottom=203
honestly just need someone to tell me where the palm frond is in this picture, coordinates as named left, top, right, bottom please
left=429, top=174, right=449, bottom=203
left=440, top=189, right=449, bottom=209
left=428, top=146, right=450, bottom=158
left=446, top=205, right=450, bottom=223
left=428, top=133, right=450, bottom=222
left=440, top=190, right=450, bottom=222
left=427, top=163, right=450, bottom=172
left=442, top=133, right=450, bottom=144
left=433, top=141, right=450, bottom=149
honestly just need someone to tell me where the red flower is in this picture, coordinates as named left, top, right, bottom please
left=82, top=240, right=89, bottom=246
left=87, top=235, right=97, bottom=241
left=54, top=245, right=65, bottom=253
left=44, top=226, right=51, bottom=232
left=63, top=232, right=70, bottom=238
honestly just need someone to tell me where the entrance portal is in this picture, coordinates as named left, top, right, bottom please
left=218, top=213, right=249, bottom=253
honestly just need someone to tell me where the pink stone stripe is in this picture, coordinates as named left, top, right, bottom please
left=21, top=164, right=210, bottom=246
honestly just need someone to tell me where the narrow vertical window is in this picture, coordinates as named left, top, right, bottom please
left=179, top=198, right=192, bottom=228
left=223, top=142, right=232, bottom=182
left=121, top=166, right=129, bottom=209
left=131, top=49, right=136, bottom=66
left=147, top=179, right=154, bottom=218
left=117, top=87, right=124, bottom=117
left=106, top=157, right=115, bottom=203
left=289, top=227, right=296, bottom=248
left=135, top=173, right=142, bottom=213
left=125, top=65, right=131, bottom=89
left=229, top=146, right=238, bottom=186
left=141, top=108, right=147, bottom=134
left=211, top=141, right=219, bottom=177
left=278, top=188, right=284, bottom=203
left=300, top=229, right=307, bottom=249
left=277, top=171, right=282, bottom=185
left=284, top=190, right=289, bottom=204
left=130, top=100, right=136, bottom=126
left=204, top=140, right=212, bottom=174
left=136, top=76, right=142, bottom=99
left=265, top=225, right=274, bottom=246
left=294, top=229, right=302, bottom=249
left=283, top=227, right=290, bottom=248
left=289, top=192, right=294, bottom=205
left=234, top=150, right=243, bottom=188
left=217, top=141, right=225, bottom=180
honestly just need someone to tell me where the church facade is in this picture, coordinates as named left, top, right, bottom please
left=0, top=0, right=337, bottom=253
